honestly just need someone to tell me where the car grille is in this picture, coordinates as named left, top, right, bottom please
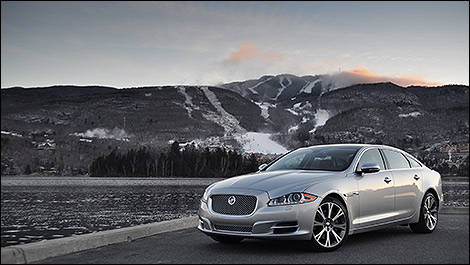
left=211, top=194, right=257, bottom=215
left=213, top=224, right=252, bottom=233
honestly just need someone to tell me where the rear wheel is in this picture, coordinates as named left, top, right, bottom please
left=310, top=197, right=349, bottom=251
left=210, top=234, right=243, bottom=244
left=410, top=192, right=439, bottom=233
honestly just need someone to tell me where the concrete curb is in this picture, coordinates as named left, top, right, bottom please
left=1, top=216, right=198, bottom=264
left=441, top=207, right=469, bottom=215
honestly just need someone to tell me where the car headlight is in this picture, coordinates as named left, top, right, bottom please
left=202, top=189, right=209, bottom=203
left=202, top=184, right=215, bottom=203
left=267, top=192, right=317, bottom=206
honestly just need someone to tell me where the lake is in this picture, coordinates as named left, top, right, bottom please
left=1, top=176, right=221, bottom=247
left=1, top=176, right=467, bottom=247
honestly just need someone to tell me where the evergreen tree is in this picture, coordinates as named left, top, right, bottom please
left=89, top=144, right=266, bottom=178
left=24, top=164, right=32, bottom=175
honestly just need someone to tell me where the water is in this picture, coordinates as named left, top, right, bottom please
left=1, top=177, right=219, bottom=247
left=1, top=177, right=467, bottom=247
left=442, top=181, right=469, bottom=208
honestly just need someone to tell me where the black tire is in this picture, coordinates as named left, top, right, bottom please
left=210, top=234, right=244, bottom=244
left=410, top=192, right=439, bottom=233
left=310, top=197, right=349, bottom=252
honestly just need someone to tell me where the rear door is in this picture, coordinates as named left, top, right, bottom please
left=381, top=149, right=422, bottom=219
left=355, top=148, right=395, bottom=228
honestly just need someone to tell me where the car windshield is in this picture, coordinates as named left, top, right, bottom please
left=265, top=146, right=361, bottom=172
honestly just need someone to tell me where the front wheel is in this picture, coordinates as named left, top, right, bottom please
left=410, top=192, right=439, bottom=233
left=310, top=197, right=349, bottom=251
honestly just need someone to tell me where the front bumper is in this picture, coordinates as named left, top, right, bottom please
left=197, top=188, right=321, bottom=240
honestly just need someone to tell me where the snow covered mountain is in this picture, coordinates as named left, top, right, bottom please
left=1, top=85, right=290, bottom=174
left=221, top=75, right=469, bottom=160
left=220, top=74, right=329, bottom=141
left=1, top=78, right=468, bottom=175
left=221, top=74, right=325, bottom=103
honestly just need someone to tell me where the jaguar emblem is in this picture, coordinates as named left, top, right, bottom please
left=228, top=196, right=236, bottom=205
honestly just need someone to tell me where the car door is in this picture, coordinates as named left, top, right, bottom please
left=354, top=148, right=395, bottom=228
left=405, top=155, right=426, bottom=213
left=381, top=149, right=422, bottom=219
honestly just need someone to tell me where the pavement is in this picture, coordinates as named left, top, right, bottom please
left=37, top=214, right=469, bottom=264
left=2, top=216, right=198, bottom=264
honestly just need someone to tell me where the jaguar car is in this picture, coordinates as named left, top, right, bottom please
left=197, top=144, right=443, bottom=251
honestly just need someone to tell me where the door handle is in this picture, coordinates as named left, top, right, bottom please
left=384, top=177, right=392, bottom=184
left=414, top=175, right=420, bottom=180
left=344, top=191, right=359, bottom=197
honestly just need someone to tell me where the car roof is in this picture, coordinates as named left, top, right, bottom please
left=303, top=143, right=403, bottom=151
left=294, top=144, right=424, bottom=167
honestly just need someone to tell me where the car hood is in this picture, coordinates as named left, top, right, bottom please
left=210, top=170, right=342, bottom=198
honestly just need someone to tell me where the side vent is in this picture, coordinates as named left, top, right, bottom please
left=272, top=221, right=299, bottom=234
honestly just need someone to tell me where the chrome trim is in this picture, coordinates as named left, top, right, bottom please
left=208, top=194, right=259, bottom=217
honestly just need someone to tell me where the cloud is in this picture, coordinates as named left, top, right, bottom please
left=223, top=41, right=284, bottom=64
left=345, top=66, right=380, bottom=78
left=217, top=43, right=441, bottom=89
left=323, top=66, right=441, bottom=88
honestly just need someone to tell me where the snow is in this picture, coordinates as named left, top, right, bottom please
left=177, top=86, right=199, bottom=118
left=293, top=102, right=302, bottom=109
left=300, top=79, right=320, bottom=94
left=177, top=140, right=201, bottom=150
left=399, top=112, right=422, bottom=118
left=167, top=132, right=287, bottom=155
left=174, top=87, right=289, bottom=154
left=254, top=102, right=276, bottom=121
left=287, top=116, right=310, bottom=135
left=179, top=140, right=199, bottom=148
left=285, top=108, right=300, bottom=116
left=288, top=125, right=299, bottom=134
left=292, top=101, right=312, bottom=111
left=274, top=76, right=291, bottom=100
left=259, top=104, right=270, bottom=120
left=309, top=109, right=331, bottom=133
left=235, top=132, right=288, bottom=154
left=303, top=102, right=313, bottom=109
left=71, top=128, right=131, bottom=142
left=1, top=131, right=23, bottom=137
left=425, top=143, right=443, bottom=152
left=200, top=86, right=245, bottom=136
left=246, top=77, right=274, bottom=95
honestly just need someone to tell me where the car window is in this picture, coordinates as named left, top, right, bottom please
left=265, top=146, right=360, bottom=172
left=357, top=149, right=385, bottom=170
left=274, top=150, right=308, bottom=169
left=382, top=149, right=411, bottom=169
left=407, top=156, right=422, bottom=168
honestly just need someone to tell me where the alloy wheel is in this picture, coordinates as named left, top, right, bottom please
left=423, top=194, right=438, bottom=230
left=312, top=201, right=347, bottom=248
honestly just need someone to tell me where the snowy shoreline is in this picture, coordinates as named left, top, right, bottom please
left=1, top=176, right=225, bottom=187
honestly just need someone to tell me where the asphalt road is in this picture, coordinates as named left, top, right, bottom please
left=38, top=214, right=469, bottom=264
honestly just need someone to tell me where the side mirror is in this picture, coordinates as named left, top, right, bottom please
left=258, top=163, right=268, bottom=171
left=357, top=162, right=380, bottom=174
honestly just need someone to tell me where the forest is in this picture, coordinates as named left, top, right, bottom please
left=88, top=141, right=469, bottom=178
left=89, top=142, right=275, bottom=177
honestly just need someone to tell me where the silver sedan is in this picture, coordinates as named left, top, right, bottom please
left=198, top=144, right=443, bottom=251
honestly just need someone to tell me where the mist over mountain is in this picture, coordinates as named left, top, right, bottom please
left=1, top=75, right=468, bottom=176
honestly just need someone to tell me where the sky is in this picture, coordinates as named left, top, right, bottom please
left=1, top=1, right=469, bottom=88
